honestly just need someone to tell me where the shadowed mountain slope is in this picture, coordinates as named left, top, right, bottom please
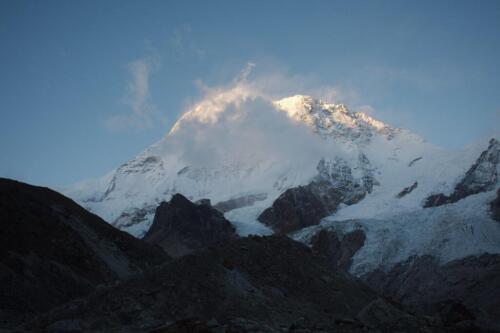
left=0, top=178, right=169, bottom=328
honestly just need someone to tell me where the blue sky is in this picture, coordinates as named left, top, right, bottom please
left=1, top=0, right=499, bottom=187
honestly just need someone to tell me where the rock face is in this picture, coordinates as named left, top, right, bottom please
left=425, top=138, right=499, bottom=207
left=0, top=178, right=169, bottom=328
left=257, top=181, right=339, bottom=234
left=396, top=181, right=418, bottom=198
left=491, top=187, right=500, bottom=222
left=143, top=194, right=237, bottom=257
left=258, top=157, right=375, bottom=234
left=363, top=253, right=500, bottom=330
left=310, top=229, right=366, bottom=270
left=23, top=236, right=447, bottom=332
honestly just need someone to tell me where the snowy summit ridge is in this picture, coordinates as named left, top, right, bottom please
left=274, top=95, right=398, bottom=142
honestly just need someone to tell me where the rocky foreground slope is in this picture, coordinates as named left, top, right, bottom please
left=0, top=178, right=169, bottom=328
left=3, top=178, right=494, bottom=332
left=22, top=236, right=469, bottom=333
left=364, top=254, right=500, bottom=329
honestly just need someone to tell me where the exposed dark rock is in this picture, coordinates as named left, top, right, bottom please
left=258, top=157, right=376, bottom=234
left=113, top=205, right=156, bottom=229
left=311, top=229, right=365, bottom=270
left=340, top=230, right=366, bottom=268
left=258, top=181, right=342, bottom=234
left=356, top=298, right=435, bottom=332
left=195, top=198, right=212, bottom=206
left=143, top=194, right=238, bottom=257
left=363, top=253, right=500, bottom=330
left=0, top=178, right=169, bottom=328
left=408, top=157, right=423, bottom=167
left=490, top=188, right=500, bottom=222
left=396, top=181, right=418, bottom=198
left=424, top=138, right=499, bottom=208
left=23, top=235, right=447, bottom=332
left=213, top=193, right=267, bottom=213
left=311, top=229, right=341, bottom=262
left=436, top=301, right=476, bottom=327
left=425, top=193, right=451, bottom=207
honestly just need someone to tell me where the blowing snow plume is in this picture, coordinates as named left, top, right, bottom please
left=167, top=73, right=337, bottom=172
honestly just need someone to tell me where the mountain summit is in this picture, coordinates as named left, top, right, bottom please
left=274, top=95, right=397, bottom=142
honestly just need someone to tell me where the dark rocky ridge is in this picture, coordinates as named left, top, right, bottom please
left=143, top=193, right=238, bottom=257
left=23, top=235, right=451, bottom=332
left=490, top=188, right=500, bottom=222
left=396, top=181, right=418, bottom=198
left=258, top=157, right=376, bottom=234
left=0, top=178, right=169, bottom=328
left=363, top=253, right=500, bottom=331
left=258, top=181, right=346, bottom=234
left=310, top=229, right=366, bottom=270
left=425, top=138, right=499, bottom=208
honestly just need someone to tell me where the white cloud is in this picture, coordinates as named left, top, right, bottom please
left=105, top=58, right=164, bottom=131
left=162, top=63, right=353, bottom=174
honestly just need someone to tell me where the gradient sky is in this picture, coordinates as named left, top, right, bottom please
left=1, top=0, right=499, bottom=187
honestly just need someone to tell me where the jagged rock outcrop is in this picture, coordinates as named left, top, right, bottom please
left=425, top=138, right=499, bottom=207
left=396, top=181, right=418, bottom=198
left=258, top=157, right=376, bottom=234
left=113, top=205, right=156, bottom=233
left=143, top=194, right=237, bottom=257
left=258, top=181, right=341, bottom=234
left=363, top=253, right=500, bottom=330
left=23, top=236, right=449, bottom=332
left=0, top=178, right=169, bottom=328
left=310, top=229, right=366, bottom=270
left=491, top=188, right=500, bottom=222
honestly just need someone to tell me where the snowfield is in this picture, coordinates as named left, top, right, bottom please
left=294, top=190, right=500, bottom=276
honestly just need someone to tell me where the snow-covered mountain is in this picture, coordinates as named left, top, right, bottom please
left=65, top=85, right=500, bottom=275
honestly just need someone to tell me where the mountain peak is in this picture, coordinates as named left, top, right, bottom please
left=274, top=95, right=395, bottom=142
left=273, top=94, right=349, bottom=117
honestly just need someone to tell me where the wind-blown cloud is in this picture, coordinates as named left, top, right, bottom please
left=162, top=63, right=354, bottom=177
left=106, top=58, right=163, bottom=131
left=233, top=62, right=255, bottom=84
left=170, top=24, right=205, bottom=59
